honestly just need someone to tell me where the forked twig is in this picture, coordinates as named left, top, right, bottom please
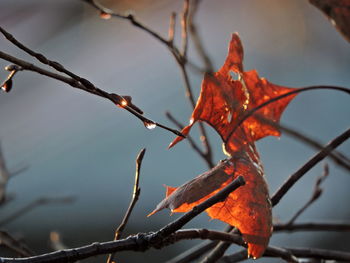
left=200, top=228, right=238, bottom=263
left=285, top=163, right=329, bottom=225
left=106, top=148, right=146, bottom=263
left=272, top=128, right=350, bottom=206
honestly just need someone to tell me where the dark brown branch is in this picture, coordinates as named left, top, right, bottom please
left=107, top=148, right=146, bottom=263
left=0, top=196, right=76, bottom=227
left=0, top=26, right=88, bottom=83
left=0, top=177, right=245, bottom=263
left=273, top=222, right=350, bottom=232
left=271, top=127, right=350, bottom=206
left=0, top=52, right=183, bottom=137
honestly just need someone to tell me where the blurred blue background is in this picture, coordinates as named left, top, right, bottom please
left=0, top=0, right=349, bottom=262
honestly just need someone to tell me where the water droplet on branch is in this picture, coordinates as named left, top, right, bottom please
left=100, top=11, right=111, bottom=20
left=143, top=120, right=156, bottom=130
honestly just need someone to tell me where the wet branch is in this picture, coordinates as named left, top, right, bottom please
left=0, top=28, right=183, bottom=137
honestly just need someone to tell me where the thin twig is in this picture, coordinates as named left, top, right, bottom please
left=0, top=177, right=245, bottom=263
left=177, top=65, right=214, bottom=168
left=0, top=52, right=183, bottom=137
left=168, top=12, right=176, bottom=44
left=0, top=141, right=11, bottom=204
left=188, top=0, right=214, bottom=73
left=181, top=0, right=190, bottom=57
left=271, top=128, right=350, bottom=206
left=200, top=228, right=239, bottom=263
left=218, top=249, right=247, bottom=263
left=286, top=163, right=329, bottom=225
left=165, top=225, right=233, bottom=263
left=165, top=241, right=218, bottom=263
left=0, top=196, right=76, bottom=227
left=107, top=148, right=146, bottom=263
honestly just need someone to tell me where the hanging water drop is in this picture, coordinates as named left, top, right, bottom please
left=144, top=120, right=156, bottom=130
left=100, top=11, right=112, bottom=20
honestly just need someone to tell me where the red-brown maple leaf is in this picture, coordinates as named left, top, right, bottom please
left=150, top=33, right=298, bottom=258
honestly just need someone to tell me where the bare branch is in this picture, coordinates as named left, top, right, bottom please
left=285, top=163, right=329, bottom=225
left=280, top=247, right=350, bottom=262
left=200, top=228, right=239, bottom=263
left=181, top=0, right=190, bottom=57
left=0, top=52, right=183, bottom=137
left=274, top=222, right=350, bottom=232
left=107, top=148, right=146, bottom=263
left=188, top=0, right=214, bottom=73
left=0, top=231, right=34, bottom=257
left=0, top=141, right=11, bottom=204
left=271, top=128, right=350, bottom=206
left=0, top=177, right=245, bottom=263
